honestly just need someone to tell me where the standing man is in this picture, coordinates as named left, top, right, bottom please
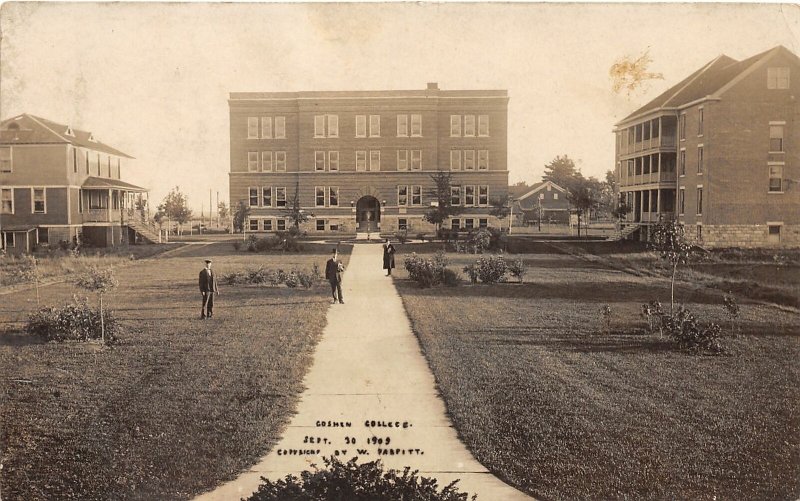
left=325, top=248, right=344, bottom=304
left=199, top=259, right=219, bottom=319
left=383, top=238, right=396, bottom=276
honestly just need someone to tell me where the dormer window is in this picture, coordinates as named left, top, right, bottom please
left=88, top=133, right=96, bottom=142
left=65, top=126, right=74, bottom=136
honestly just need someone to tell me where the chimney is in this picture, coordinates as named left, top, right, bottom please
left=427, top=82, right=439, bottom=90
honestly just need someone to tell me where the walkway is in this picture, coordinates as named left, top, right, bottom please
left=196, top=243, right=531, bottom=500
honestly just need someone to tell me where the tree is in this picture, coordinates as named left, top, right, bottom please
left=542, top=155, right=582, bottom=192
left=423, top=171, right=463, bottom=231
left=158, top=186, right=193, bottom=235
left=282, top=181, right=313, bottom=229
left=134, top=194, right=148, bottom=222
left=612, top=193, right=632, bottom=221
left=76, top=266, right=119, bottom=344
left=650, top=220, right=693, bottom=314
left=232, top=200, right=251, bottom=233
left=217, top=201, right=229, bottom=223
left=597, top=170, right=618, bottom=218
left=489, top=197, right=511, bottom=220
left=566, top=177, right=601, bottom=237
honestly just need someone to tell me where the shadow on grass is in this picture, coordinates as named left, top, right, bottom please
left=0, top=330, right=47, bottom=347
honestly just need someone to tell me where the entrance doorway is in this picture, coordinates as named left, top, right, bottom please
left=356, top=196, right=380, bottom=231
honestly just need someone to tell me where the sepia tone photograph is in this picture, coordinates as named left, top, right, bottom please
left=0, top=2, right=798, bottom=500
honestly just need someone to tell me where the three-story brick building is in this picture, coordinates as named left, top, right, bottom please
left=614, top=45, right=799, bottom=247
left=229, top=83, right=509, bottom=235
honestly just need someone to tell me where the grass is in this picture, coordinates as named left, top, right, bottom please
left=0, top=242, right=351, bottom=500
left=394, top=247, right=800, bottom=500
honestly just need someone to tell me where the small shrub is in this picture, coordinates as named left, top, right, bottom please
left=232, top=241, right=242, bottom=252
left=254, top=236, right=278, bottom=252
left=442, top=268, right=460, bottom=287
left=295, top=270, right=316, bottom=289
left=467, top=229, right=492, bottom=254
left=26, top=296, right=120, bottom=344
left=284, top=272, right=299, bottom=288
left=507, top=258, right=526, bottom=283
left=600, top=305, right=613, bottom=334
left=462, top=264, right=479, bottom=284
left=475, top=255, right=507, bottom=284
left=403, top=252, right=448, bottom=288
left=723, top=293, right=741, bottom=334
left=312, top=262, right=321, bottom=279
left=246, top=234, right=258, bottom=252
left=662, top=306, right=724, bottom=354
left=641, top=300, right=665, bottom=336
left=247, top=456, right=475, bottom=501
left=396, top=231, right=408, bottom=244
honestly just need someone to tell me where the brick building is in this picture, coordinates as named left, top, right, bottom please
left=614, top=45, right=800, bottom=247
left=228, top=83, right=509, bottom=235
left=0, top=114, right=149, bottom=254
left=509, top=181, right=570, bottom=225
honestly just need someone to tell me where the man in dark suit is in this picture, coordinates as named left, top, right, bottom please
left=324, top=248, right=344, bottom=304
left=199, top=259, right=219, bottom=319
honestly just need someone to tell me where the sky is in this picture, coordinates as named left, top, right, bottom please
left=1, top=2, right=798, bottom=213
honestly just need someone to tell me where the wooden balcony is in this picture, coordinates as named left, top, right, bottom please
left=620, top=171, right=677, bottom=187
left=84, top=208, right=123, bottom=223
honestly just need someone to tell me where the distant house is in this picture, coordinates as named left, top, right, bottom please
left=510, top=181, right=570, bottom=225
left=0, top=114, right=150, bottom=254
left=614, top=45, right=799, bottom=247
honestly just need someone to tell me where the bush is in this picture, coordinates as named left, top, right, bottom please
left=395, top=231, right=408, bottom=244
left=254, top=236, right=279, bottom=252
left=232, top=241, right=242, bottom=252
left=462, top=264, right=479, bottom=284
left=442, top=268, right=461, bottom=287
left=475, top=255, right=507, bottom=283
left=403, top=251, right=449, bottom=288
left=284, top=272, right=299, bottom=288
left=507, top=258, right=526, bottom=283
left=276, top=230, right=304, bottom=252
left=641, top=300, right=665, bottom=336
left=26, top=296, right=120, bottom=344
left=466, top=229, right=491, bottom=254
left=247, top=456, right=475, bottom=501
left=246, top=234, right=258, bottom=252
left=662, top=306, right=724, bottom=354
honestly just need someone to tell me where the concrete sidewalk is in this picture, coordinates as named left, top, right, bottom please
left=196, top=244, right=531, bottom=500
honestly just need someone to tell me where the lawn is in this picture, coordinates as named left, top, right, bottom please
left=0, top=241, right=351, bottom=500
left=393, top=246, right=800, bottom=500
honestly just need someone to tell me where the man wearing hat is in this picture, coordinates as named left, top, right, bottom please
left=199, top=259, right=219, bottom=319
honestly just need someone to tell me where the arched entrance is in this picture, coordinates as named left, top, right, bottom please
left=356, top=196, right=380, bottom=231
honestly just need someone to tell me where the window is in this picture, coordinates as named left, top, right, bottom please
left=276, top=187, right=287, bottom=207
left=397, top=150, right=408, bottom=171
left=478, top=185, right=489, bottom=206
left=398, top=185, right=408, bottom=206
left=262, top=151, right=273, bottom=171
left=697, top=147, right=704, bottom=174
left=696, top=224, right=703, bottom=241
left=316, top=187, right=326, bottom=206
left=261, top=117, right=273, bottom=138
left=79, top=190, right=83, bottom=213
left=770, top=125, right=784, bottom=152
left=450, top=115, right=461, bottom=136
left=116, top=158, right=121, bottom=179
left=679, top=114, right=686, bottom=140
left=768, top=67, right=790, bottom=89
left=369, top=115, right=380, bottom=137
left=769, top=165, right=783, bottom=192
left=275, top=151, right=286, bottom=172
left=262, top=186, right=272, bottom=207
left=0, top=147, right=10, bottom=173
left=451, top=219, right=460, bottom=230
left=397, top=115, right=408, bottom=137
left=275, top=117, right=286, bottom=139
left=315, top=151, right=326, bottom=171
left=411, top=114, right=422, bottom=136
left=329, top=151, right=339, bottom=172
left=356, top=115, right=367, bottom=138
left=464, top=150, right=475, bottom=170
left=698, top=108, right=704, bottom=135
left=72, top=147, right=77, bottom=173
left=696, top=187, right=703, bottom=215
left=314, top=115, right=325, bottom=137
left=32, top=188, right=46, bottom=213
left=768, top=224, right=782, bottom=243
left=465, top=218, right=474, bottom=230
left=478, top=150, right=489, bottom=170
left=539, top=193, right=545, bottom=200
left=264, top=219, right=273, bottom=231
left=411, top=185, right=422, bottom=205
left=554, top=193, right=559, bottom=200
left=356, top=151, right=367, bottom=171
left=316, top=220, right=325, bottom=231
left=249, top=187, right=259, bottom=207
left=328, top=115, right=339, bottom=138
left=410, top=150, right=421, bottom=171
left=464, top=115, right=476, bottom=136
left=37, top=227, right=48, bottom=244
left=464, top=185, right=475, bottom=206
left=247, top=117, right=259, bottom=138
left=88, top=191, right=106, bottom=210
left=249, top=218, right=259, bottom=231
left=370, top=150, right=381, bottom=171
left=450, top=150, right=461, bottom=171
left=680, top=150, right=686, bottom=175
left=85, top=151, right=89, bottom=174
left=248, top=152, right=259, bottom=172
left=1, top=188, right=13, bottom=214
left=329, top=186, right=339, bottom=207
left=479, top=218, right=488, bottom=229
left=398, top=218, right=408, bottom=230
left=450, top=186, right=461, bottom=206
left=679, top=188, right=685, bottom=215
left=277, top=219, right=286, bottom=231
left=478, top=115, right=489, bottom=136
left=3, top=232, right=15, bottom=248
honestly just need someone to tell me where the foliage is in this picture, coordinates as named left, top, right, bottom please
left=661, top=306, right=724, bottom=355
left=489, top=196, right=511, bottom=219
left=217, top=201, right=229, bottom=221
left=640, top=300, right=665, bottom=336
left=222, top=266, right=318, bottom=289
left=463, top=264, right=479, bottom=284
left=612, top=193, right=632, bottom=220
left=475, top=255, right=508, bottom=284
left=75, top=265, right=119, bottom=343
left=542, top=155, right=581, bottom=193
left=650, top=220, right=694, bottom=312
left=466, top=229, right=492, bottom=254
left=233, top=201, right=251, bottom=233
left=247, top=456, right=475, bottom=501
left=507, top=258, right=526, bottom=283
left=232, top=241, right=242, bottom=252
left=423, top=172, right=463, bottom=230
left=26, top=296, right=120, bottom=344
left=276, top=228, right=305, bottom=252
left=403, top=251, right=449, bottom=288
left=156, top=186, right=193, bottom=234
left=282, top=181, right=313, bottom=229
left=723, top=294, right=741, bottom=334
left=566, top=176, right=602, bottom=237
left=600, top=305, right=613, bottom=334
left=395, top=230, right=408, bottom=244
left=442, top=268, right=461, bottom=287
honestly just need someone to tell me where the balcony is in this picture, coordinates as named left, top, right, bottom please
left=84, top=208, right=123, bottom=223
left=620, top=170, right=677, bottom=187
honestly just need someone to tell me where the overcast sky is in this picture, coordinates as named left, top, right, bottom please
left=2, top=2, right=798, bottom=212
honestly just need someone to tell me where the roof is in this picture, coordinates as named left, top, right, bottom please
left=514, top=181, right=567, bottom=201
left=0, top=114, right=134, bottom=159
left=230, top=85, right=508, bottom=101
left=82, top=176, right=146, bottom=192
left=619, top=45, right=798, bottom=124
